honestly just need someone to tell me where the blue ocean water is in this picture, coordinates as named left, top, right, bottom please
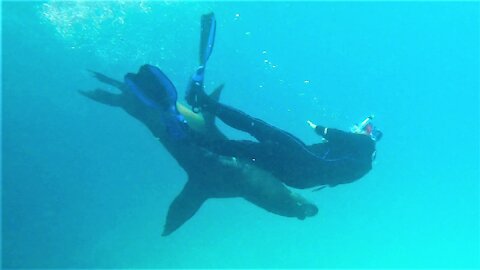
left=2, top=1, right=479, bottom=268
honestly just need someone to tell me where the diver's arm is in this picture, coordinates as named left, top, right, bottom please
left=308, top=120, right=354, bottom=143
left=307, top=120, right=329, bottom=138
left=320, top=127, right=353, bottom=142
left=314, top=125, right=327, bottom=137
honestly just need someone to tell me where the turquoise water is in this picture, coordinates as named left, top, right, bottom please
left=2, top=1, right=479, bottom=268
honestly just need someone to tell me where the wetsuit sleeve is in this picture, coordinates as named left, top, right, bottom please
left=315, top=125, right=357, bottom=144
left=314, top=125, right=327, bottom=137
left=323, top=128, right=352, bottom=142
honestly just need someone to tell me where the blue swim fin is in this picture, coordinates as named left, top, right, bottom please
left=199, top=12, right=216, bottom=67
left=187, top=13, right=216, bottom=112
left=125, top=64, right=189, bottom=140
left=124, top=64, right=177, bottom=110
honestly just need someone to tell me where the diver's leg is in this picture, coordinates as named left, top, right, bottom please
left=185, top=71, right=305, bottom=151
left=218, top=103, right=300, bottom=143
left=208, top=101, right=312, bottom=157
left=186, top=84, right=312, bottom=156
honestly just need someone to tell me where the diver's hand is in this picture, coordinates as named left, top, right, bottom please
left=307, top=120, right=317, bottom=129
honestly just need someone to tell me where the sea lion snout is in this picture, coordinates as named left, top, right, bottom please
left=303, top=203, right=319, bottom=217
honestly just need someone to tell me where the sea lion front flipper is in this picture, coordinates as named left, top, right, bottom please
left=162, top=179, right=207, bottom=236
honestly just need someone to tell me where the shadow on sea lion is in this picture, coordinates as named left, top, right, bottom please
left=81, top=69, right=318, bottom=236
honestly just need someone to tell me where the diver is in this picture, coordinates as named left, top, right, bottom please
left=184, top=31, right=382, bottom=189
left=177, top=14, right=383, bottom=189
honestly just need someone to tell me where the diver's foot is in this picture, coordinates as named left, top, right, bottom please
left=185, top=84, right=209, bottom=109
left=185, top=66, right=210, bottom=110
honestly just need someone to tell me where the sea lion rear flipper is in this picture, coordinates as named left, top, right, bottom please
left=79, top=88, right=123, bottom=107
left=88, top=70, right=126, bottom=92
left=162, top=179, right=207, bottom=236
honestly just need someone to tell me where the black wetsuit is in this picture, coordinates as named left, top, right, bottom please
left=197, top=102, right=376, bottom=189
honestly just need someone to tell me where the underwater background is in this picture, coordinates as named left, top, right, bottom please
left=2, top=1, right=479, bottom=268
